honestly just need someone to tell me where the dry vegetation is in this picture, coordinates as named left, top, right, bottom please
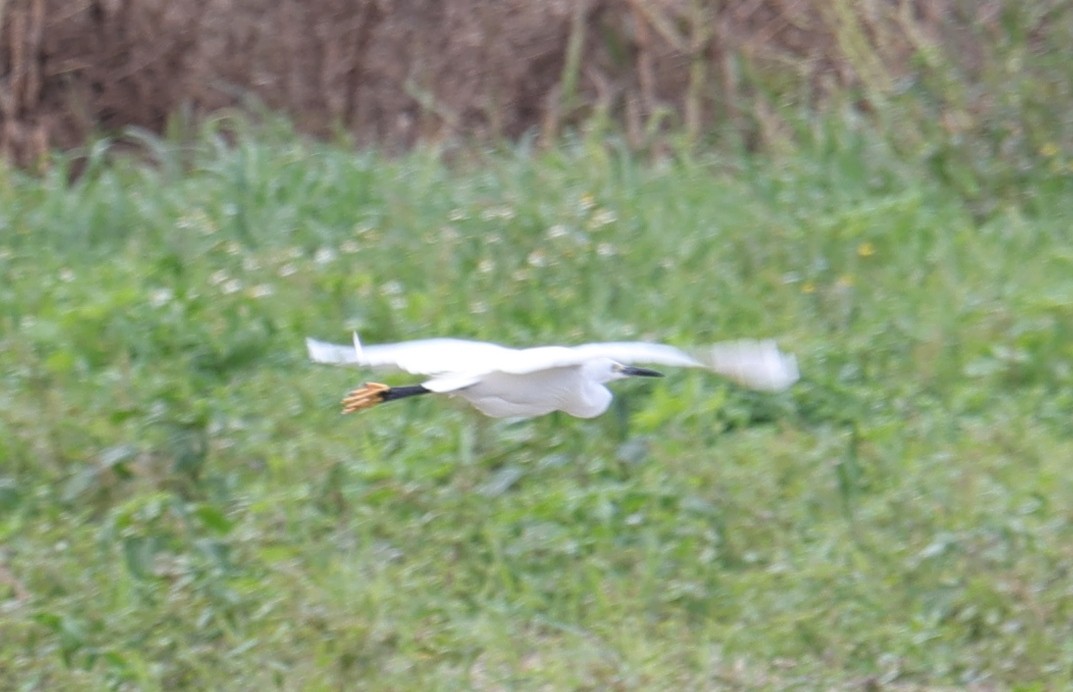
left=3, top=0, right=1064, bottom=167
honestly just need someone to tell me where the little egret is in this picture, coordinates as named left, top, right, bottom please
left=306, top=332, right=798, bottom=419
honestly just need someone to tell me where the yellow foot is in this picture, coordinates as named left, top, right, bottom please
left=341, top=382, right=391, bottom=414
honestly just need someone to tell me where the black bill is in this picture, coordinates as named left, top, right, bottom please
left=620, top=365, right=664, bottom=378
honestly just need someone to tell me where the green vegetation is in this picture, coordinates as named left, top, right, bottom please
left=1, top=113, right=1072, bottom=689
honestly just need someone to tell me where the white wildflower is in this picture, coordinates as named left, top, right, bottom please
left=545, top=224, right=569, bottom=239
left=480, top=205, right=516, bottom=221
left=314, top=247, right=337, bottom=265
left=149, top=287, right=174, bottom=307
left=588, top=208, right=617, bottom=229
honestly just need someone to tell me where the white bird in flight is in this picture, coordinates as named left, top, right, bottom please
left=306, top=332, right=798, bottom=419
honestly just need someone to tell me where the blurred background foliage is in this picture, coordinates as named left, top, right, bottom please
left=2, top=0, right=1073, bottom=688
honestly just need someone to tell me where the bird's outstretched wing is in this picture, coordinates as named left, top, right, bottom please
left=308, top=334, right=596, bottom=392
left=570, top=340, right=799, bottom=391
left=307, top=333, right=515, bottom=376
left=414, top=338, right=799, bottom=392
left=307, top=333, right=799, bottom=393
left=570, top=342, right=704, bottom=369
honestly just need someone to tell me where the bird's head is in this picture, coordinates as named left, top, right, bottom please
left=584, top=357, right=665, bottom=384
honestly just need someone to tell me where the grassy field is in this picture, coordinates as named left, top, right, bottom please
left=1, top=119, right=1072, bottom=689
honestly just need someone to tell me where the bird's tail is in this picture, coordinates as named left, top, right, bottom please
left=701, top=340, right=799, bottom=392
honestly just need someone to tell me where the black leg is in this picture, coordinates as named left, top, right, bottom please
left=380, top=384, right=432, bottom=402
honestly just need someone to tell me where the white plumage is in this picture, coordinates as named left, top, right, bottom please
left=306, top=331, right=799, bottom=419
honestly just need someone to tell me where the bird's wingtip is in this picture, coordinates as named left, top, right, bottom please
left=705, top=339, right=800, bottom=392
left=774, top=351, right=801, bottom=390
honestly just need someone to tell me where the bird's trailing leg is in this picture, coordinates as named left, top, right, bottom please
left=341, top=382, right=432, bottom=414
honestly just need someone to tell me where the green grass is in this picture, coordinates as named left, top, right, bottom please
left=2, top=119, right=1073, bottom=689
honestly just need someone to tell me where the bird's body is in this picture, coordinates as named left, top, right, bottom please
left=306, top=332, right=799, bottom=419
left=435, top=365, right=606, bottom=418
